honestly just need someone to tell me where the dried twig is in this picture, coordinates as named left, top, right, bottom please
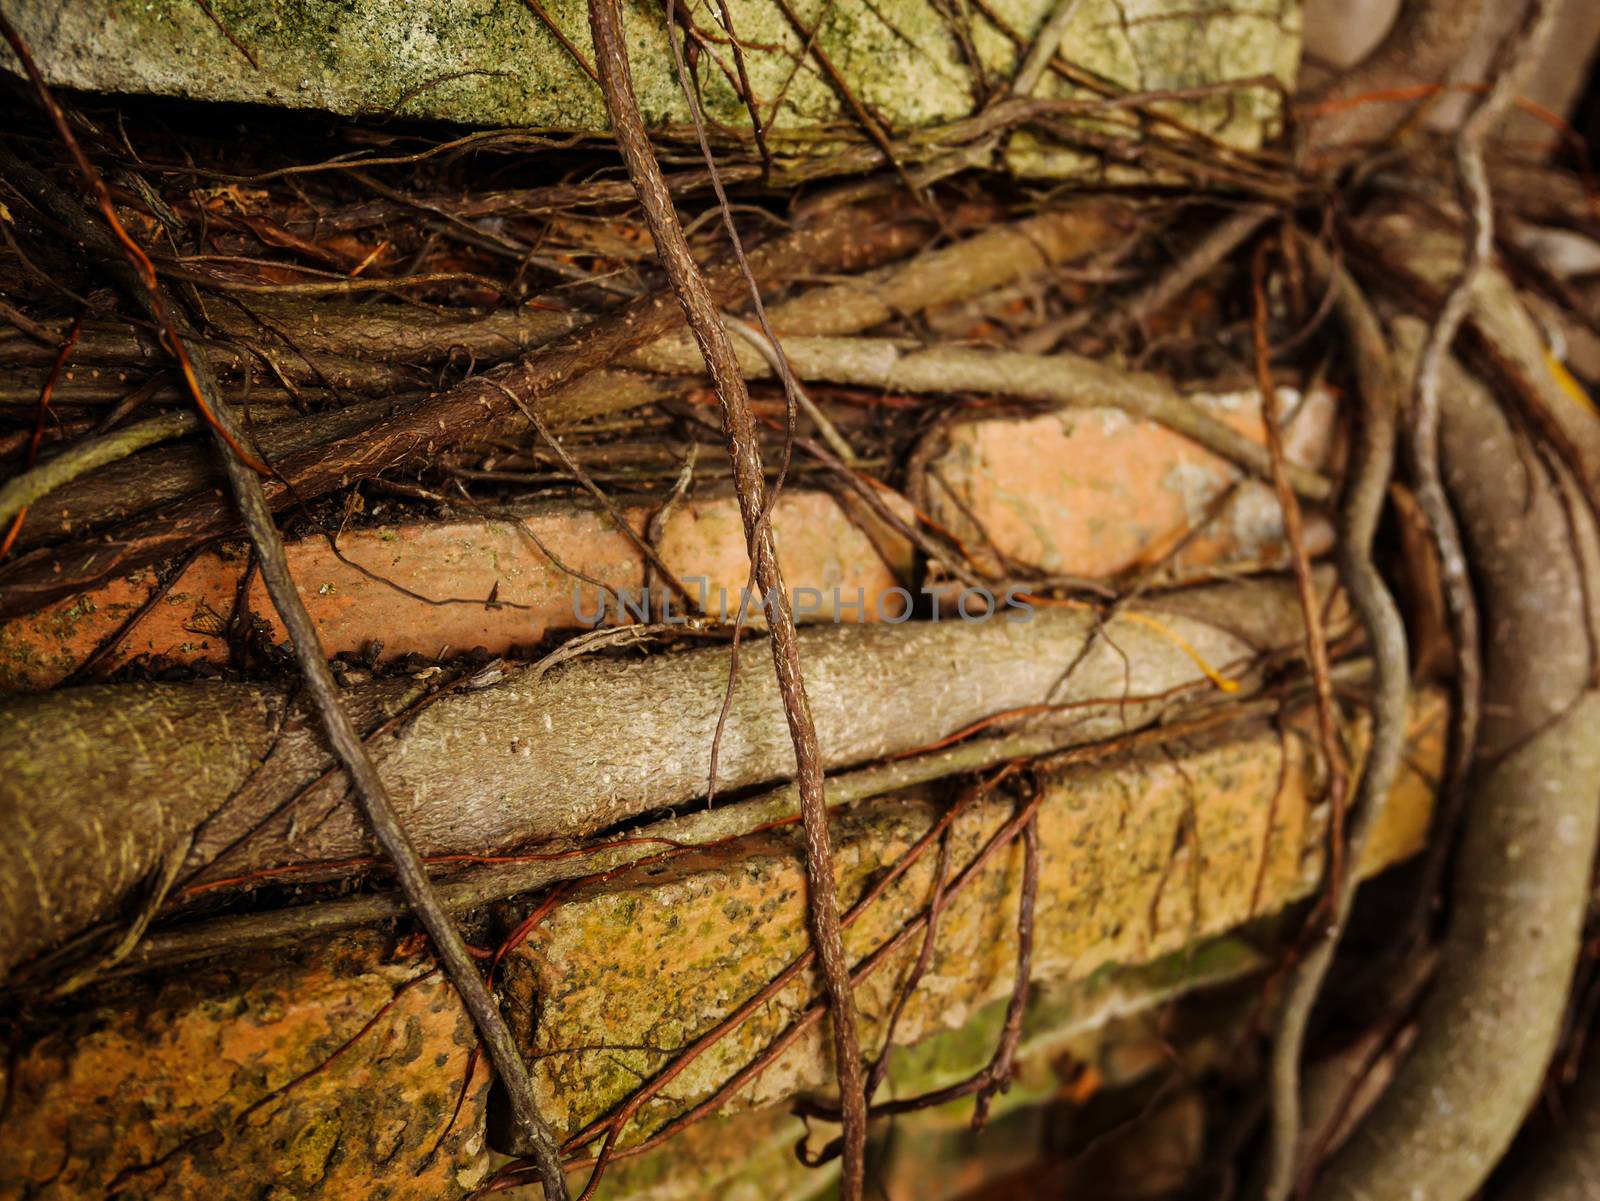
left=767, top=0, right=925, bottom=207
left=798, top=802, right=1041, bottom=1131
left=0, top=208, right=1101, bottom=593
left=660, top=0, right=828, bottom=827
left=555, top=790, right=970, bottom=1193
left=1113, top=207, right=1272, bottom=340
left=1263, top=243, right=1410, bottom=1201
left=520, top=0, right=602, bottom=87
left=704, top=0, right=774, bottom=173
left=203, top=259, right=578, bottom=1201
left=1250, top=243, right=1350, bottom=907
left=723, top=312, right=858, bottom=464
left=490, top=378, right=700, bottom=608
left=1406, top=0, right=1557, bottom=885
left=0, top=33, right=263, bottom=475
left=1009, top=0, right=1086, bottom=97
left=0, top=19, right=571, bottom=1200
left=865, top=828, right=953, bottom=1101
left=0, top=297, right=60, bottom=344
left=584, top=2, right=868, bottom=1196
left=764, top=415, right=997, bottom=589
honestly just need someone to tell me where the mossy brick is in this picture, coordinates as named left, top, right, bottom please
left=3, top=0, right=1299, bottom=176
left=0, top=694, right=1441, bottom=1199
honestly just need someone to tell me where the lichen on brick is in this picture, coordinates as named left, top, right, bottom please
left=498, top=695, right=1442, bottom=1147
left=0, top=934, right=492, bottom=1200
left=4, top=0, right=1301, bottom=177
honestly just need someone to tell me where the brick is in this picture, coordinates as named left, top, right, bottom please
left=560, top=934, right=1264, bottom=1201
left=0, top=489, right=912, bottom=691
left=0, top=382, right=1338, bottom=693
left=0, top=695, right=1443, bottom=1200
left=0, top=937, right=491, bottom=1200
left=917, top=387, right=1338, bottom=580
left=501, top=692, right=1441, bottom=1144
left=4, top=0, right=1293, bottom=174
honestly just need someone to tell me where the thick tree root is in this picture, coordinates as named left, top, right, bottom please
left=0, top=575, right=1325, bottom=984
left=0, top=24, right=574, bottom=1187
left=1297, top=0, right=1486, bottom=157
left=1506, top=1036, right=1600, bottom=1199
left=1306, top=317, right=1600, bottom=1201
left=1263, top=242, right=1411, bottom=1201
left=3, top=205, right=1115, bottom=558
left=634, top=335, right=1332, bottom=500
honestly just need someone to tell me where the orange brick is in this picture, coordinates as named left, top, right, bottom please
left=0, top=489, right=913, bottom=691
left=919, top=388, right=1337, bottom=580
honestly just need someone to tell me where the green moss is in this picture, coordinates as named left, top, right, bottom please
left=882, top=934, right=1265, bottom=1125
left=285, top=1110, right=343, bottom=1186
left=0, top=592, right=134, bottom=688
left=9, top=0, right=1301, bottom=177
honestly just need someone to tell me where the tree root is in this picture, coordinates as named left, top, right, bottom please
left=1304, top=312, right=1600, bottom=1199
left=1, top=576, right=1324, bottom=984
left=1504, top=1035, right=1600, bottom=1199
left=583, top=0, right=870, bottom=1188
left=72, top=701, right=1212, bottom=979
left=1264, top=242, right=1411, bottom=1201
left=0, top=182, right=929, bottom=617
left=0, top=409, right=197, bottom=535
left=1397, top=0, right=1559, bottom=980
left=636, top=334, right=1332, bottom=500
left=0, top=28, right=573, bottom=1192
left=0, top=200, right=1119, bottom=593
left=1297, top=0, right=1486, bottom=158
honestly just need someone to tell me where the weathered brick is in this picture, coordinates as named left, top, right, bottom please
left=917, top=388, right=1338, bottom=580
left=0, top=489, right=912, bottom=691
left=1, top=382, right=1341, bottom=693
left=0, top=696, right=1442, bottom=1200
left=501, top=693, right=1440, bottom=1144
left=568, top=936, right=1264, bottom=1201
left=0, top=938, right=491, bottom=1200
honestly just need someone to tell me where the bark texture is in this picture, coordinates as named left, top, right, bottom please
left=0, top=577, right=1321, bottom=982
left=634, top=334, right=1331, bottom=499
left=1299, top=0, right=1488, bottom=153
left=0, top=682, right=283, bottom=991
